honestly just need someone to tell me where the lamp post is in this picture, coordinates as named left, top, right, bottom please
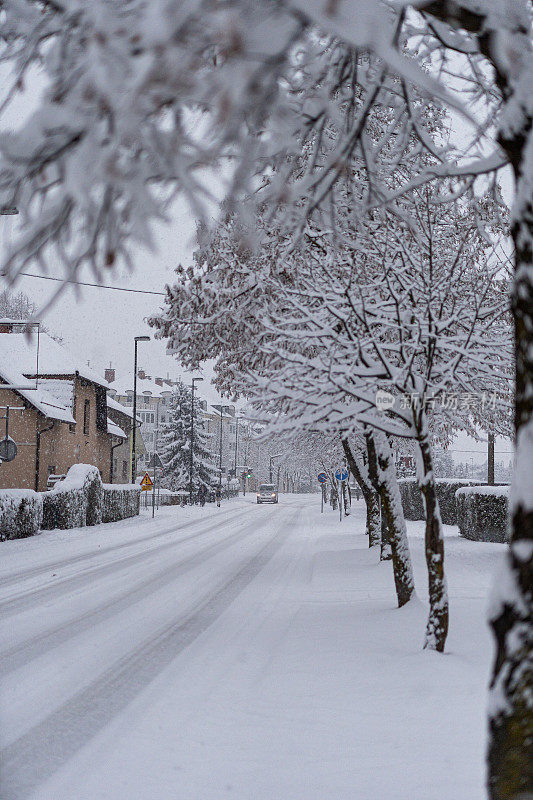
left=131, top=335, right=150, bottom=482
left=218, top=405, right=224, bottom=488
left=190, top=377, right=203, bottom=504
left=233, top=414, right=241, bottom=477
left=212, top=404, right=228, bottom=488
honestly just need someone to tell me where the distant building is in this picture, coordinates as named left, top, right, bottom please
left=0, top=325, right=128, bottom=490
left=104, top=365, right=269, bottom=486
left=105, top=366, right=175, bottom=476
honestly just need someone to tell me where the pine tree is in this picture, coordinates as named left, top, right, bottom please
left=159, top=381, right=215, bottom=492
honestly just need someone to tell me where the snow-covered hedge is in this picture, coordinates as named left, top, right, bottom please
left=0, top=489, right=43, bottom=540
left=398, top=479, right=425, bottom=521
left=102, top=484, right=141, bottom=522
left=42, top=464, right=103, bottom=530
left=398, top=478, right=480, bottom=525
left=456, top=486, right=509, bottom=543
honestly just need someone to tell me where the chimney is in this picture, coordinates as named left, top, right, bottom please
left=105, top=366, right=116, bottom=384
left=155, top=377, right=163, bottom=387
left=138, top=369, right=146, bottom=380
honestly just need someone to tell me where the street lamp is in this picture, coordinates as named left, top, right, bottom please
left=233, top=414, right=243, bottom=477
left=212, top=404, right=228, bottom=488
left=190, top=377, right=204, bottom=504
left=131, top=335, right=150, bottom=482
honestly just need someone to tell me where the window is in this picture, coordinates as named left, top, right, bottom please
left=96, top=388, right=107, bottom=431
left=69, top=398, right=76, bottom=433
left=83, top=399, right=90, bottom=435
left=48, top=465, right=56, bottom=475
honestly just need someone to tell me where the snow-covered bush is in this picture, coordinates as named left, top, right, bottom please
left=0, top=489, right=43, bottom=540
left=41, top=464, right=103, bottom=530
left=456, top=486, right=509, bottom=544
left=42, top=485, right=84, bottom=530
left=83, top=466, right=104, bottom=526
left=102, top=484, right=141, bottom=522
left=398, top=479, right=479, bottom=525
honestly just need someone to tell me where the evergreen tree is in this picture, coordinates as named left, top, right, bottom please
left=159, top=381, right=215, bottom=492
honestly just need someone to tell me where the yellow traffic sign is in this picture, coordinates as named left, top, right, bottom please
left=140, top=473, right=153, bottom=491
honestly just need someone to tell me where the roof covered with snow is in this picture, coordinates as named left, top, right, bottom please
left=109, top=377, right=174, bottom=398
left=107, top=418, right=127, bottom=439
left=107, top=394, right=138, bottom=421
left=0, top=331, right=109, bottom=388
left=0, top=360, right=75, bottom=423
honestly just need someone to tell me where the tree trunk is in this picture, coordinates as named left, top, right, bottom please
left=380, top=510, right=392, bottom=561
left=366, top=430, right=415, bottom=607
left=342, top=438, right=380, bottom=547
left=329, top=476, right=338, bottom=510
left=416, top=425, right=449, bottom=653
left=487, top=145, right=533, bottom=800
left=342, top=481, right=351, bottom=516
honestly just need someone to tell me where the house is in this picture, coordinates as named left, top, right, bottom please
left=0, top=323, right=128, bottom=490
left=107, top=394, right=146, bottom=483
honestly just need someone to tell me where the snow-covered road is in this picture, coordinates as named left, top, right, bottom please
left=1, top=495, right=504, bottom=800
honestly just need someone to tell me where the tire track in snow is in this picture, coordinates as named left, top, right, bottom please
left=0, top=507, right=253, bottom=617
left=0, top=507, right=280, bottom=675
left=0, top=502, right=250, bottom=591
left=0, top=506, right=299, bottom=800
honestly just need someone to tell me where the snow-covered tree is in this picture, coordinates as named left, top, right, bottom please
left=0, top=288, right=37, bottom=319
left=160, top=380, right=215, bottom=492
left=154, top=178, right=511, bottom=649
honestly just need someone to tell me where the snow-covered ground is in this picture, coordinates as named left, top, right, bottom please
left=0, top=495, right=504, bottom=800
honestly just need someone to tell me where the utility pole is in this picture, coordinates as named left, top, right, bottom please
left=212, top=404, right=227, bottom=489
left=234, top=415, right=239, bottom=476
left=488, top=432, right=495, bottom=485
left=190, top=378, right=203, bottom=504
left=131, top=336, right=149, bottom=483
left=152, top=401, right=159, bottom=518
left=218, top=405, right=224, bottom=488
